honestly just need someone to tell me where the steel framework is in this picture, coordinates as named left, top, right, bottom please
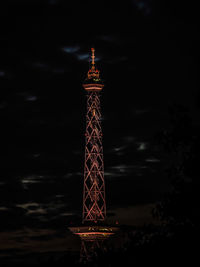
left=82, top=48, right=106, bottom=223
left=69, top=48, right=118, bottom=263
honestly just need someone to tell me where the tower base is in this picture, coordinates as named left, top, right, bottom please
left=69, top=225, right=119, bottom=262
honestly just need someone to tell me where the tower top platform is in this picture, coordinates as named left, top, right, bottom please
left=83, top=48, right=104, bottom=92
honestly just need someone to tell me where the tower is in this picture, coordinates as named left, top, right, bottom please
left=82, top=47, right=106, bottom=223
left=69, top=48, right=118, bottom=262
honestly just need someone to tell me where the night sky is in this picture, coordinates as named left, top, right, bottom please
left=0, top=0, right=199, bottom=258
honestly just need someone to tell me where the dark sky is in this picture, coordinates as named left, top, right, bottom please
left=0, top=0, right=199, bottom=242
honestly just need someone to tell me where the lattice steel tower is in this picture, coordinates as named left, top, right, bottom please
left=69, top=48, right=118, bottom=262
left=82, top=47, right=106, bottom=223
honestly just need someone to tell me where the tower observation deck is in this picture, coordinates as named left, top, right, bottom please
left=69, top=48, right=118, bottom=262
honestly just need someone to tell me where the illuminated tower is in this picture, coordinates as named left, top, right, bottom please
left=82, top=47, right=106, bottom=223
left=69, top=48, right=118, bottom=262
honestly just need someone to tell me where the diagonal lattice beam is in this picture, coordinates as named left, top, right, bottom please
left=82, top=92, right=106, bottom=223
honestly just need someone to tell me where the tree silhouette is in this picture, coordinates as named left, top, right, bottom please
left=153, top=104, right=199, bottom=226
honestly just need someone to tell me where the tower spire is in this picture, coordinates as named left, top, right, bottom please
left=91, top=47, right=95, bottom=68
left=87, top=47, right=100, bottom=80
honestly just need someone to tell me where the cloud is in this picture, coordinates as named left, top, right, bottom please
left=105, top=164, right=148, bottom=179
left=62, top=46, right=101, bottom=62
left=113, top=145, right=127, bottom=152
left=122, top=136, right=135, bottom=143
left=20, top=175, right=53, bottom=184
left=16, top=92, right=38, bottom=102
left=107, top=137, right=135, bottom=155
left=15, top=201, right=70, bottom=218
left=25, top=95, right=37, bottom=102
left=21, top=177, right=40, bottom=185
left=111, top=164, right=147, bottom=171
left=76, top=53, right=101, bottom=62
left=137, top=142, right=147, bottom=151
left=16, top=202, right=47, bottom=216
left=76, top=53, right=89, bottom=61
left=16, top=202, right=39, bottom=210
left=111, top=164, right=130, bottom=172
left=61, top=45, right=80, bottom=54
left=20, top=175, right=50, bottom=189
left=0, top=70, right=5, bottom=77
left=55, top=195, right=64, bottom=198
left=0, top=207, right=8, bottom=211
left=62, top=45, right=99, bottom=62
left=145, top=158, right=160, bottom=163
left=132, top=0, right=152, bottom=15
left=27, top=208, right=47, bottom=215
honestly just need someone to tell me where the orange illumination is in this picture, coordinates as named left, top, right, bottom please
left=76, top=232, right=113, bottom=236
left=87, top=48, right=100, bottom=80
left=91, top=48, right=95, bottom=66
